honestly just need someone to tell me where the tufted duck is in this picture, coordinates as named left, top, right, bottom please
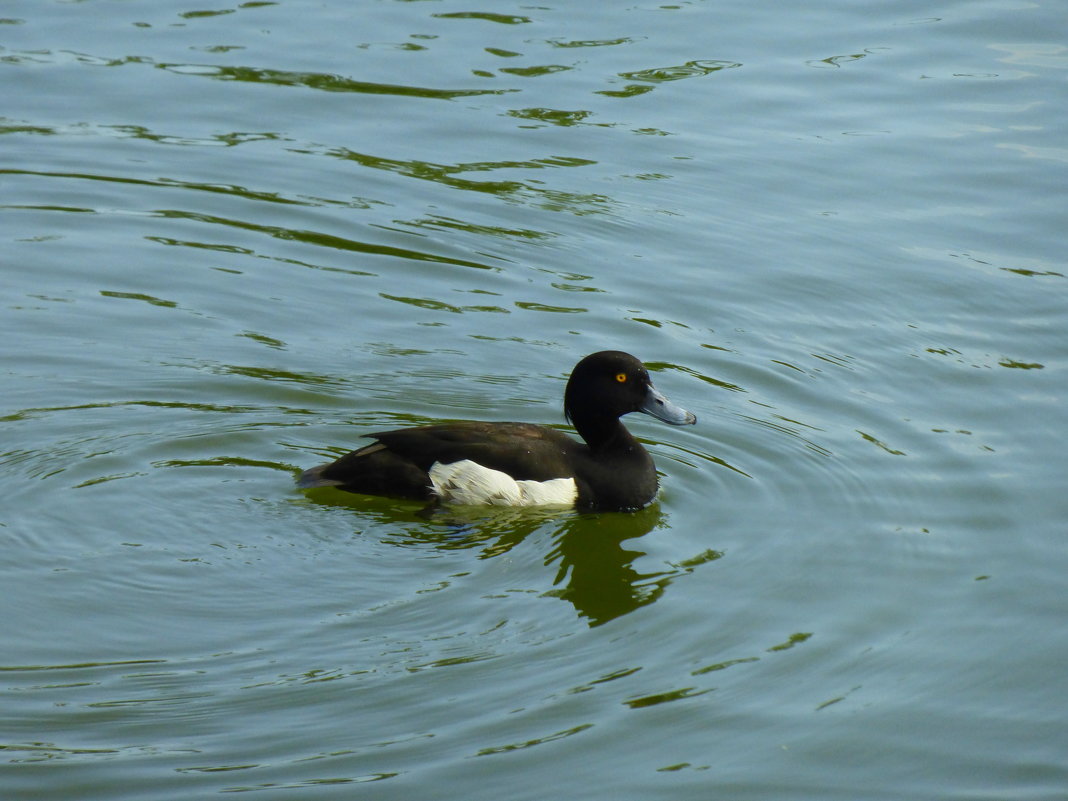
left=298, top=351, right=696, bottom=511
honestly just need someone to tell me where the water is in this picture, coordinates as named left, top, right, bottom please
left=2, top=0, right=1066, bottom=798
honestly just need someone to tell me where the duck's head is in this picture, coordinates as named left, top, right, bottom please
left=564, top=351, right=696, bottom=431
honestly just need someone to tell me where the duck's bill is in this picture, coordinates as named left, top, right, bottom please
left=639, top=384, right=697, bottom=426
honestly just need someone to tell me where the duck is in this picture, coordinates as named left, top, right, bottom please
left=298, top=350, right=696, bottom=511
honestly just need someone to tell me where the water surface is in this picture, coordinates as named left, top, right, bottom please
left=2, top=0, right=1066, bottom=798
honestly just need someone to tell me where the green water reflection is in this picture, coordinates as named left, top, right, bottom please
left=301, top=492, right=712, bottom=627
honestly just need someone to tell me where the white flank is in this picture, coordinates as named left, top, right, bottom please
left=428, top=460, right=577, bottom=507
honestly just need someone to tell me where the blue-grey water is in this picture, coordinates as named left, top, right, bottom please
left=2, top=1, right=1066, bottom=798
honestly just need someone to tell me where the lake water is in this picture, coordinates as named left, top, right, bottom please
left=2, top=0, right=1066, bottom=798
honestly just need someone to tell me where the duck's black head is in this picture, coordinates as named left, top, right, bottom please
left=564, top=351, right=695, bottom=446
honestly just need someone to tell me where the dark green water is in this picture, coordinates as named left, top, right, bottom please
left=2, top=1, right=1066, bottom=798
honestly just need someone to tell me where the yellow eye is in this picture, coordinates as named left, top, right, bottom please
left=615, top=372, right=627, bottom=383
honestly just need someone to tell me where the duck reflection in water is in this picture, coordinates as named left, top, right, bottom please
left=300, top=493, right=683, bottom=627
left=433, top=503, right=672, bottom=626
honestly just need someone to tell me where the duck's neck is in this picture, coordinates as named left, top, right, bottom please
left=574, top=415, right=640, bottom=457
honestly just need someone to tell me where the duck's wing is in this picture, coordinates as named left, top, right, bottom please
left=372, top=421, right=583, bottom=482
left=298, top=422, right=583, bottom=497
left=297, top=438, right=433, bottom=497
